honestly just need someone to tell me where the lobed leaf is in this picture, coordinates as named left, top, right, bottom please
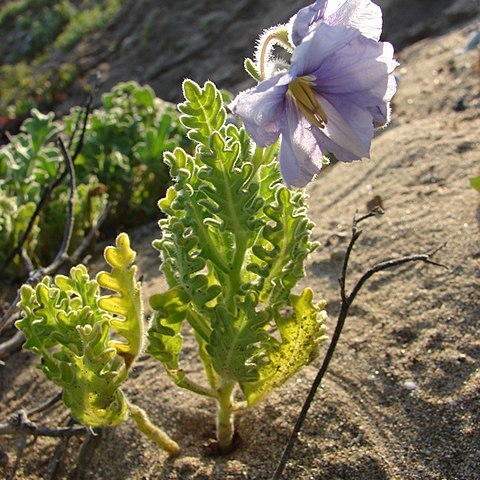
left=179, top=80, right=226, bottom=148
left=149, top=79, right=326, bottom=407
left=206, top=294, right=270, bottom=383
left=242, top=288, right=328, bottom=406
left=147, top=287, right=188, bottom=370
left=97, top=233, right=143, bottom=369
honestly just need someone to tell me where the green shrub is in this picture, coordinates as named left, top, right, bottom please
left=0, top=81, right=191, bottom=279
left=0, top=109, right=108, bottom=277
left=66, top=81, right=191, bottom=227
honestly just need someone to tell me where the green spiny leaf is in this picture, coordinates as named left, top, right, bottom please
left=147, top=287, right=188, bottom=369
left=249, top=185, right=317, bottom=304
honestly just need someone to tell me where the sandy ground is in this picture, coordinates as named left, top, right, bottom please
left=1, top=15, right=479, bottom=480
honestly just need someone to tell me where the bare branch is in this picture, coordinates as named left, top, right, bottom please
left=0, top=330, right=24, bottom=360
left=0, top=410, right=88, bottom=438
left=8, top=423, right=27, bottom=480
left=43, top=137, right=76, bottom=274
left=19, top=246, right=34, bottom=276
left=0, top=301, right=20, bottom=334
left=27, top=392, right=62, bottom=417
left=70, top=76, right=97, bottom=163
left=272, top=212, right=447, bottom=480
left=355, top=206, right=384, bottom=224
left=67, top=203, right=112, bottom=267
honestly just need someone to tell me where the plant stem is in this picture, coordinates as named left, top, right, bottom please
left=127, top=401, right=180, bottom=455
left=216, top=380, right=236, bottom=452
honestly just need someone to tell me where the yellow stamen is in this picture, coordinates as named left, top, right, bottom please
left=287, top=76, right=328, bottom=128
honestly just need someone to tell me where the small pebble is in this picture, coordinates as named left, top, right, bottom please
left=457, top=353, right=467, bottom=363
left=453, top=98, right=467, bottom=112
left=353, top=432, right=365, bottom=445
left=464, top=31, right=480, bottom=52
left=403, top=379, right=417, bottom=391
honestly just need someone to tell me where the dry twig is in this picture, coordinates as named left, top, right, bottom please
left=46, top=418, right=76, bottom=480
left=272, top=209, right=448, bottom=479
left=0, top=410, right=88, bottom=438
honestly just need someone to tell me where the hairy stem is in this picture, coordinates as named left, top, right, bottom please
left=169, top=369, right=218, bottom=399
left=216, top=380, right=236, bottom=452
left=127, top=401, right=180, bottom=455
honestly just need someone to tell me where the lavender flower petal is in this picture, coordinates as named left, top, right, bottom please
left=291, top=0, right=382, bottom=46
left=230, top=73, right=291, bottom=147
left=290, top=0, right=327, bottom=46
left=291, top=23, right=359, bottom=78
left=309, top=34, right=398, bottom=126
left=231, top=2, right=397, bottom=187
left=279, top=99, right=324, bottom=187
left=313, top=94, right=373, bottom=161
left=324, top=0, right=383, bottom=41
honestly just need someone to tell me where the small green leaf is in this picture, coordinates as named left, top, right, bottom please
left=97, top=233, right=143, bottom=369
left=206, top=294, right=270, bottom=383
left=470, top=176, right=480, bottom=193
left=22, top=109, right=61, bottom=154
left=147, top=287, right=188, bottom=369
left=179, top=79, right=226, bottom=148
left=16, top=265, right=129, bottom=427
left=244, top=58, right=261, bottom=82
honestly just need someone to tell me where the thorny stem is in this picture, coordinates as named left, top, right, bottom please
left=127, top=401, right=180, bottom=455
left=272, top=212, right=448, bottom=480
left=216, top=380, right=236, bottom=452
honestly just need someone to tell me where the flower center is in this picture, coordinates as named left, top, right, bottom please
left=287, top=76, right=328, bottom=128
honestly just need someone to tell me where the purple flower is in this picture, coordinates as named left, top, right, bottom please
left=291, top=0, right=383, bottom=46
left=230, top=0, right=398, bottom=187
